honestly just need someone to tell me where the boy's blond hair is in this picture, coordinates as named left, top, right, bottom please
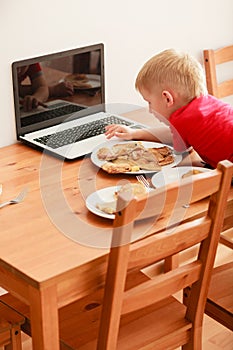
left=135, top=49, right=207, bottom=103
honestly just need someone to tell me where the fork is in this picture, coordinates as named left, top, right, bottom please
left=0, top=187, right=28, bottom=209
left=136, top=175, right=154, bottom=189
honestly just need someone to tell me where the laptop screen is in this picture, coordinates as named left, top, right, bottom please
left=12, top=43, right=105, bottom=138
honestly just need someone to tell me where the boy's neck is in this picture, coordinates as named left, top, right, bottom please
left=169, top=94, right=196, bottom=117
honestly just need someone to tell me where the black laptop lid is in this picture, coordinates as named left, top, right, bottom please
left=12, top=43, right=105, bottom=138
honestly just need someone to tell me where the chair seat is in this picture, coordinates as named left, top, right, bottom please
left=0, top=293, right=192, bottom=350
left=59, top=295, right=192, bottom=350
left=205, top=261, right=233, bottom=330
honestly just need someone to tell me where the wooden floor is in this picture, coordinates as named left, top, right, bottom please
left=1, top=243, right=232, bottom=350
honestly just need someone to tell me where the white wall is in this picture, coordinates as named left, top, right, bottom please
left=0, top=0, right=232, bottom=147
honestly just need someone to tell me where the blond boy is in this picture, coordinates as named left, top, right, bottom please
left=105, top=49, right=233, bottom=168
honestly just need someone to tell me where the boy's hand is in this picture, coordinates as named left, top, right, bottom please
left=105, top=124, right=135, bottom=140
left=21, top=95, right=41, bottom=112
left=50, top=82, right=74, bottom=97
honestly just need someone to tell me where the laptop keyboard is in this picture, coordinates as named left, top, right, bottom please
left=33, top=115, right=133, bottom=149
left=21, top=104, right=86, bottom=127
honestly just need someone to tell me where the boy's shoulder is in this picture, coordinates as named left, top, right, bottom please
left=171, top=94, right=233, bottom=123
left=190, top=94, right=233, bottom=112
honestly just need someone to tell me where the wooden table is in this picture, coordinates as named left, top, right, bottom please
left=0, top=109, right=232, bottom=349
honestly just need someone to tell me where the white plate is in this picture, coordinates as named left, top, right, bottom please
left=151, top=166, right=211, bottom=188
left=86, top=184, right=152, bottom=219
left=91, top=140, right=182, bottom=175
left=65, top=74, right=100, bottom=90
left=86, top=186, right=119, bottom=219
left=85, top=74, right=101, bottom=89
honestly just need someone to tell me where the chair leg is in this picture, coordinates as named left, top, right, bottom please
left=182, top=327, right=202, bottom=349
left=11, top=324, right=23, bottom=350
left=3, top=324, right=23, bottom=350
left=0, top=300, right=25, bottom=350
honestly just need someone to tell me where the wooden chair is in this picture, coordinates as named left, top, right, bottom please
left=203, top=44, right=233, bottom=249
left=0, top=160, right=232, bottom=349
left=202, top=48, right=233, bottom=328
left=204, top=221, right=233, bottom=331
left=0, top=301, right=25, bottom=350
left=183, top=230, right=233, bottom=331
left=205, top=260, right=233, bottom=331
left=95, top=160, right=233, bottom=350
left=61, top=159, right=232, bottom=349
left=203, top=44, right=233, bottom=98
left=219, top=226, right=233, bottom=250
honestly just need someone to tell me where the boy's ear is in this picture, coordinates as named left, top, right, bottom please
left=162, top=90, right=174, bottom=106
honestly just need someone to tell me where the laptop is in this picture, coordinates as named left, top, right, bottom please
left=12, top=43, right=147, bottom=160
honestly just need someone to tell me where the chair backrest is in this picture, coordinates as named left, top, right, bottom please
left=203, top=44, right=233, bottom=98
left=97, top=160, right=233, bottom=349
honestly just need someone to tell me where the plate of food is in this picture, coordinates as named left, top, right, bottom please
left=65, top=73, right=100, bottom=90
left=86, top=182, right=148, bottom=219
left=91, top=140, right=182, bottom=174
left=151, top=166, right=211, bottom=188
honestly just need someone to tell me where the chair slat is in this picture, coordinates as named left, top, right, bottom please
left=215, top=45, right=233, bottom=64
left=128, top=217, right=211, bottom=270
left=135, top=170, right=221, bottom=222
left=122, top=261, right=202, bottom=315
left=218, top=79, right=233, bottom=98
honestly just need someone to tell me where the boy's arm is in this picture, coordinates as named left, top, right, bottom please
left=31, top=75, right=49, bottom=102
left=145, top=126, right=173, bottom=145
left=105, top=124, right=172, bottom=144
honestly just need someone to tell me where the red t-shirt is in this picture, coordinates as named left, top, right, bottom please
left=18, top=63, right=42, bottom=83
left=169, top=95, right=233, bottom=168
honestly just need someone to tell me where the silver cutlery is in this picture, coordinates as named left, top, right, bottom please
left=136, top=175, right=154, bottom=189
left=0, top=188, right=28, bottom=209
